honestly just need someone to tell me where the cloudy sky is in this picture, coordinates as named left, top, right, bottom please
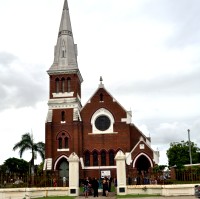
left=0, top=0, right=200, bottom=166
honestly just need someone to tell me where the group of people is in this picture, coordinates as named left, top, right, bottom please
left=82, top=176, right=116, bottom=198
left=83, top=177, right=99, bottom=198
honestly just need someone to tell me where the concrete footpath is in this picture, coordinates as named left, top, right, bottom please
left=76, top=191, right=116, bottom=199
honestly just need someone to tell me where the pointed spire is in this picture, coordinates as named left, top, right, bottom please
left=59, top=0, right=72, bottom=34
left=63, top=0, right=69, bottom=10
left=48, top=0, right=82, bottom=83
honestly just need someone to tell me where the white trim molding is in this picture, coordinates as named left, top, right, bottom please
left=54, top=155, right=69, bottom=171
left=91, top=108, right=115, bottom=134
left=132, top=152, right=153, bottom=168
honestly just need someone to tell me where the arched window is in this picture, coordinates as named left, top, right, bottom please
left=57, top=132, right=70, bottom=151
left=101, top=151, right=106, bottom=166
left=85, top=151, right=90, bottom=166
left=61, top=78, right=65, bottom=93
left=55, top=78, right=59, bottom=93
left=58, top=137, right=62, bottom=149
left=109, top=150, right=115, bottom=166
left=64, top=137, right=68, bottom=148
left=93, top=151, right=98, bottom=166
left=100, top=93, right=104, bottom=102
left=61, top=111, right=65, bottom=122
left=67, top=77, right=71, bottom=92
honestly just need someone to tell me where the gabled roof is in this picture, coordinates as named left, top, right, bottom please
left=81, top=78, right=131, bottom=117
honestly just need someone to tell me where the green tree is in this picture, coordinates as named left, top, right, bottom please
left=13, top=133, right=45, bottom=175
left=3, top=157, right=29, bottom=174
left=153, top=165, right=167, bottom=173
left=0, top=164, right=7, bottom=174
left=167, top=140, right=200, bottom=167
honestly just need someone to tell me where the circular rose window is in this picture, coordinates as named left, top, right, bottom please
left=95, top=115, right=111, bottom=131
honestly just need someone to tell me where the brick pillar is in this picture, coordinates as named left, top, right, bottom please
left=170, top=167, right=176, bottom=180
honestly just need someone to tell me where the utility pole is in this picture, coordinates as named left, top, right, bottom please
left=187, top=129, right=192, bottom=165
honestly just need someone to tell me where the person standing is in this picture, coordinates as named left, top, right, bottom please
left=92, top=177, right=99, bottom=197
left=63, top=176, right=66, bottom=187
left=102, top=177, right=109, bottom=197
left=53, top=178, right=57, bottom=187
left=108, top=176, right=112, bottom=192
left=83, top=177, right=90, bottom=198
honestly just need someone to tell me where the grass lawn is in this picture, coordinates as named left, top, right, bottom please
left=35, top=194, right=161, bottom=199
left=35, top=197, right=75, bottom=199
left=117, top=194, right=161, bottom=198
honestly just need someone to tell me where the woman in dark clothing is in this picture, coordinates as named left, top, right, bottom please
left=92, top=177, right=99, bottom=197
left=102, top=178, right=106, bottom=196
left=102, top=177, right=109, bottom=197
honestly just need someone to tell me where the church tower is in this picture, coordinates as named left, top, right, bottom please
left=44, top=0, right=83, bottom=182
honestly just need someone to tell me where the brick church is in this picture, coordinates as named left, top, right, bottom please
left=44, top=0, right=159, bottom=183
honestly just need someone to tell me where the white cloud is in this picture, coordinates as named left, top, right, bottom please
left=0, top=0, right=200, bottom=166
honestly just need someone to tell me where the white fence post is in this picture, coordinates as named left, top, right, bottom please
left=115, top=150, right=127, bottom=195
left=68, top=152, right=79, bottom=196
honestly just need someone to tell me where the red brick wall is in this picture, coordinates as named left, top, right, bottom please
left=49, top=74, right=81, bottom=99
left=45, top=80, right=155, bottom=178
left=81, top=88, right=131, bottom=154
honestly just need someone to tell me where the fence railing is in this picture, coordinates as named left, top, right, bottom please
left=0, top=173, right=69, bottom=188
left=175, top=170, right=200, bottom=181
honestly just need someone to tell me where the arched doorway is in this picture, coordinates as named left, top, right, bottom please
left=133, top=154, right=152, bottom=185
left=57, top=158, right=69, bottom=186
left=135, top=155, right=151, bottom=173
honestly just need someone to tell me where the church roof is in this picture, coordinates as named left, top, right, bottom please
left=81, top=77, right=132, bottom=119
left=47, top=0, right=82, bottom=82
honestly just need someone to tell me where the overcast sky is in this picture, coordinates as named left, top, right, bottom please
left=0, top=0, right=200, bottom=166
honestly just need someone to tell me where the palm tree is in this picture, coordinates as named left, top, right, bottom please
left=13, top=133, right=45, bottom=176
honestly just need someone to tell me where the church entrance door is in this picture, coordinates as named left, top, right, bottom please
left=136, top=155, right=151, bottom=172
left=58, top=159, right=69, bottom=186
left=135, top=155, right=151, bottom=184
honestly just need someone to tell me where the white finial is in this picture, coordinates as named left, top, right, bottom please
left=99, top=76, right=104, bottom=88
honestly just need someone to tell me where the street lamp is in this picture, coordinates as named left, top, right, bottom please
left=187, top=129, right=192, bottom=165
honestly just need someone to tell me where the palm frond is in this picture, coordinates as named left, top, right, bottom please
left=13, top=132, right=45, bottom=164
left=35, top=142, right=45, bottom=161
left=13, top=133, right=33, bottom=151
left=19, top=145, right=32, bottom=158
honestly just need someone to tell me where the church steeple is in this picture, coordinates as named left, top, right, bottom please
left=48, top=0, right=82, bottom=83
left=63, top=0, right=69, bottom=10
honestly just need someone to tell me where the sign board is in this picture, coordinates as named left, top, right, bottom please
left=101, top=170, right=111, bottom=178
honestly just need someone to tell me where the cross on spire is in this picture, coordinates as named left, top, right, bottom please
left=100, top=76, right=103, bottom=84
left=99, top=76, right=104, bottom=88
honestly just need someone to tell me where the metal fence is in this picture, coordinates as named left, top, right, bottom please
left=175, top=169, right=200, bottom=181
left=0, top=173, right=69, bottom=188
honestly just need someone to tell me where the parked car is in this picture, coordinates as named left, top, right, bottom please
left=13, top=180, right=23, bottom=185
left=195, top=185, right=200, bottom=198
